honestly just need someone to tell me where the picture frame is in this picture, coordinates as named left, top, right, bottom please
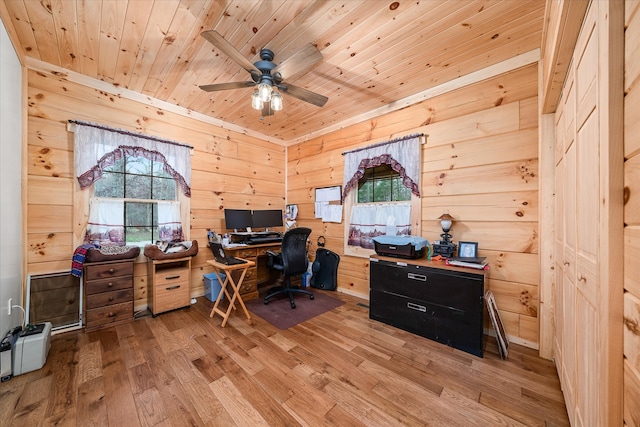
left=458, top=241, right=478, bottom=258
left=485, top=290, right=509, bottom=359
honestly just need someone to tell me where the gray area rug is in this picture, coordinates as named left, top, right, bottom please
left=245, top=289, right=345, bottom=329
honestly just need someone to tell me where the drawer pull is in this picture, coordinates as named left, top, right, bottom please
left=407, top=302, right=426, bottom=312
left=166, top=285, right=181, bottom=291
left=108, top=268, right=115, bottom=274
left=407, top=272, right=427, bottom=282
left=165, top=275, right=181, bottom=280
left=108, top=296, right=114, bottom=302
left=107, top=282, right=114, bottom=288
left=108, top=312, right=115, bottom=317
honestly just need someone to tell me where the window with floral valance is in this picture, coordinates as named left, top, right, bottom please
left=342, top=134, right=423, bottom=256
left=71, top=120, right=192, bottom=246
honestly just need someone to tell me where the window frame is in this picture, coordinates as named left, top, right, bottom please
left=94, top=154, right=178, bottom=245
left=343, top=177, right=421, bottom=259
left=356, top=163, right=413, bottom=203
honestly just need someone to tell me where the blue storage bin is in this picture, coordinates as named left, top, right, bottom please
left=203, top=273, right=226, bottom=302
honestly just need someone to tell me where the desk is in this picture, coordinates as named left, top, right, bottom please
left=206, top=258, right=255, bottom=327
left=222, top=242, right=282, bottom=300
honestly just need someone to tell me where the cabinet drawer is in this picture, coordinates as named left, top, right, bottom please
left=85, top=276, right=133, bottom=295
left=370, top=261, right=484, bottom=314
left=235, top=248, right=257, bottom=259
left=86, top=288, right=133, bottom=309
left=155, top=267, right=189, bottom=285
left=370, top=289, right=483, bottom=357
left=85, top=261, right=133, bottom=281
left=229, top=267, right=257, bottom=294
left=256, top=247, right=273, bottom=257
left=238, top=277, right=257, bottom=294
left=154, top=281, right=190, bottom=313
left=86, top=301, right=133, bottom=327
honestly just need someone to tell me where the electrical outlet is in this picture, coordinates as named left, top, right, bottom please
left=7, top=298, right=12, bottom=316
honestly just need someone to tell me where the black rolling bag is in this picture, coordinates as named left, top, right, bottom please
left=310, top=236, right=340, bottom=290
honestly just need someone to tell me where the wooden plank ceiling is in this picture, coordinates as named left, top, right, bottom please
left=2, top=0, right=545, bottom=144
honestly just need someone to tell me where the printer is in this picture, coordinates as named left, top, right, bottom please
left=372, top=235, right=430, bottom=259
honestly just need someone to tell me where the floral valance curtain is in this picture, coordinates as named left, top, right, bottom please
left=342, top=133, right=422, bottom=202
left=347, top=203, right=412, bottom=249
left=72, top=120, right=192, bottom=197
left=85, top=198, right=183, bottom=245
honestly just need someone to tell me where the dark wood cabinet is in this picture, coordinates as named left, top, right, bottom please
left=83, top=259, right=134, bottom=332
left=369, top=255, right=486, bottom=357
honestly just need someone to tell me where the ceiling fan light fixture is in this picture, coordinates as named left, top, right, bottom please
left=251, top=90, right=263, bottom=110
left=270, top=91, right=283, bottom=111
left=257, top=82, right=272, bottom=102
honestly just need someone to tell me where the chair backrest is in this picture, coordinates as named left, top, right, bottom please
left=280, top=227, right=312, bottom=277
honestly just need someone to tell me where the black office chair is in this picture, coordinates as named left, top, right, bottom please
left=264, top=227, right=314, bottom=309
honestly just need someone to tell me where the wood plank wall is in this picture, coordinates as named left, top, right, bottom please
left=25, top=69, right=285, bottom=311
left=624, top=0, right=640, bottom=423
left=288, top=63, right=540, bottom=348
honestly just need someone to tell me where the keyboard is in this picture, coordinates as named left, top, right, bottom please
left=246, top=236, right=283, bottom=245
left=221, top=257, right=247, bottom=265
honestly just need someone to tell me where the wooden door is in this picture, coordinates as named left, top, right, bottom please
left=552, top=1, right=624, bottom=425
left=573, top=11, right=599, bottom=424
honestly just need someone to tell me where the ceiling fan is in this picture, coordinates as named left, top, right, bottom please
left=199, top=30, right=328, bottom=116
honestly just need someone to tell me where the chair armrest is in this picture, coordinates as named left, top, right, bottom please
left=266, top=250, right=281, bottom=268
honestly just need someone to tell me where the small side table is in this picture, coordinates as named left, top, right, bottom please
left=206, top=258, right=255, bottom=327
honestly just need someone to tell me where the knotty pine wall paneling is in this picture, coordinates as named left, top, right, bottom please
left=25, top=68, right=285, bottom=312
left=624, top=0, right=640, bottom=423
left=289, top=63, right=540, bottom=348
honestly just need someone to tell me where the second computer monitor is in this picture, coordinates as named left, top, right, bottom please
left=251, top=209, right=283, bottom=230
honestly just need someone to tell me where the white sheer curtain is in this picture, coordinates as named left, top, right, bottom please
left=85, top=198, right=125, bottom=245
left=158, top=201, right=184, bottom=242
left=347, top=203, right=412, bottom=249
left=73, top=121, right=192, bottom=196
left=85, top=199, right=183, bottom=245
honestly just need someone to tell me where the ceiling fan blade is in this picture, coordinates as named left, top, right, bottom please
left=199, top=81, right=255, bottom=92
left=280, top=83, right=328, bottom=107
left=272, top=43, right=323, bottom=82
left=201, top=30, right=259, bottom=75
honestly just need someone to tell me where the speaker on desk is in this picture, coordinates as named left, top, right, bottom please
left=310, top=248, right=340, bottom=290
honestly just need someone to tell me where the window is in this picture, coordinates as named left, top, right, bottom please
left=342, top=134, right=422, bottom=257
left=357, top=164, right=412, bottom=203
left=94, top=155, right=177, bottom=244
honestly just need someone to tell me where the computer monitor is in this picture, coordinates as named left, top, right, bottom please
left=251, top=209, right=283, bottom=230
left=223, top=209, right=252, bottom=231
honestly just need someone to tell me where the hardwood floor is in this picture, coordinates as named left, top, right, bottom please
left=0, top=291, right=569, bottom=426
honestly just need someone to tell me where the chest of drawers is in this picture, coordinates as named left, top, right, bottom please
left=370, top=255, right=486, bottom=357
left=83, top=259, right=134, bottom=332
left=148, top=257, right=191, bottom=316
